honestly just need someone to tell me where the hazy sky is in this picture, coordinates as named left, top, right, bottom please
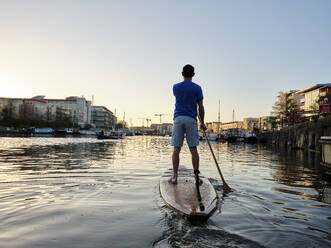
left=1, top=0, right=330, bottom=125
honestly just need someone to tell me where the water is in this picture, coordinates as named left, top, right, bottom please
left=0, top=136, right=330, bottom=248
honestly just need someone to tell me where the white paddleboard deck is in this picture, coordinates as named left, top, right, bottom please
left=160, top=175, right=218, bottom=217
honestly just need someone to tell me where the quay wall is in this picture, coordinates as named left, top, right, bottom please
left=257, top=115, right=331, bottom=152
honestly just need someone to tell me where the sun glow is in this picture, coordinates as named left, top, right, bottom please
left=0, top=73, right=27, bottom=98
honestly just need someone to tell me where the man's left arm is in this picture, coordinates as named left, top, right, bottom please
left=197, top=86, right=206, bottom=130
left=198, top=100, right=206, bottom=130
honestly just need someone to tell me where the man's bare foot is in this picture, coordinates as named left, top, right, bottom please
left=168, top=177, right=177, bottom=184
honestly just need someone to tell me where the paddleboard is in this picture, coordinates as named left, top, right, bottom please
left=160, top=174, right=218, bottom=217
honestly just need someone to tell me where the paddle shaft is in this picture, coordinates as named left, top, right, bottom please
left=198, top=115, right=230, bottom=190
left=194, top=172, right=205, bottom=211
left=195, top=173, right=202, bottom=201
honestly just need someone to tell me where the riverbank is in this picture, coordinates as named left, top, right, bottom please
left=257, top=115, right=331, bottom=152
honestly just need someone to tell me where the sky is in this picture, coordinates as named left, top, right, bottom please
left=1, top=0, right=330, bottom=126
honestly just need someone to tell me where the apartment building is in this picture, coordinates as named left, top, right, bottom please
left=220, top=121, right=244, bottom=130
left=243, top=117, right=258, bottom=131
left=278, top=90, right=304, bottom=113
left=206, top=121, right=222, bottom=132
left=150, top=123, right=173, bottom=135
left=0, top=95, right=92, bottom=127
left=297, top=83, right=331, bottom=112
left=258, top=116, right=275, bottom=131
left=91, top=106, right=116, bottom=130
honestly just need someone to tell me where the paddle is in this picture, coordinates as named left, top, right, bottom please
left=194, top=169, right=205, bottom=211
left=198, top=115, right=231, bottom=191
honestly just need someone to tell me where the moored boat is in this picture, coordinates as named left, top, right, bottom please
left=55, top=128, right=74, bottom=136
left=55, top=129, right=67, bottom=135
left=0, top=127, right=18, bottom=134
left=97, top=134, right=119, bottom=140
left=199, top=132, right=219, bottom=141
left=96, top=130, right=125, bottom=140
left=244, top=132, right=257, bottom=144
left=34, top=128, right=54, bottom=134
left=79, top=130, right=97, bottom=135
left=224, top=128, right=246, bottom=143
left=319, top=136, right=331, bottom=170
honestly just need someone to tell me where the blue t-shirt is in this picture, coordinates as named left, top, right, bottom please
left=173, top=81, right=203, bottom=120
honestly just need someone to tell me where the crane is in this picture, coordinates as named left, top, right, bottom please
left=154, top=113, right=170, bottom=124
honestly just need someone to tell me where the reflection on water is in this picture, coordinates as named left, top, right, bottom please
left=0, top=137, right=330, bottom=248
left=0, top=141, right=116, bottom=171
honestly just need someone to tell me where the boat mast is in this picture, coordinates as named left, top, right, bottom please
left=218, top=99, right=220, bottom=132
left=91, top=95, right=94, bottom=125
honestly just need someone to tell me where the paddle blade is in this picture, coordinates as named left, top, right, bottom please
left=223, top=183, right=231, bottom=191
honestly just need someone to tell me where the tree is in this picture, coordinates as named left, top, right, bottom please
left=271, top=92, right=299, bottom=127
left=271, top=92, right=286, bottom=127
left=84, top=123, right=92, bottom=129
left=2, top=102, right=15, bottom=120
left=286, top=98, right=300, bottom=124
left=115, top=120, right=128, bottom=129
left=34, top=108, right=43, bottom=120
left=56, top=106, right=65, bottom=121
left=316, top=93, right=331, bottom=109
left=310, top=100, right=320, bottom=112
left=56, top=106, right=71, bottom=122
left=19, top=101, right=31, bottom=120
left=269, top=117, right=278, bottom=130
left=46, top=106, right=53, bottom=121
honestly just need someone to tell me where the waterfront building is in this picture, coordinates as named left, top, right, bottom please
left=258, top=116, right=275, bottom=131
left=220, top=121, right=244, bottom=130
left=91, top=106, right=116, bottom=130
left=44, top=96, right=92, bottom=126
left=0, top=96, right=92, bottom=127
left=243, top=118, right=259, bottom=132
left=280, top=90, right=304, bottom=110
left=206, top=122, right=222, bottom=132
left=130, top=126, right=153, bottom=135
left=0, top=97, right=48, bottom=120
left=277, top=90, right=304, bottom=124
left=297, top=83, right=331, bottom=114
left=150, top=123, right=173, bottom=135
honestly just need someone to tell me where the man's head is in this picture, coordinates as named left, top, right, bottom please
left=182, top=64, right=195, bottom=79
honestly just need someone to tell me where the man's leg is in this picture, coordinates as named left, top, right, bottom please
left=170, top=117, right=184, bottom=184
left=185, top=116, right=202, bottom=184
left=189, top=146, right=199, bottom=171
left=171, top=147, right=181, bottom=183
left=185, top=116, right=200, bottom=171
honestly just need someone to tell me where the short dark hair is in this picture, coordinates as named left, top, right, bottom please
left=182, top=64, right=195, bottom=78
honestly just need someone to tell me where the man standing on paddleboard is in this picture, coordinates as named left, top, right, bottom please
left=170, top=64, right=207, bottom=184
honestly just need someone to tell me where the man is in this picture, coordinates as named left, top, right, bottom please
left=170, top=64, right=206, bottom=184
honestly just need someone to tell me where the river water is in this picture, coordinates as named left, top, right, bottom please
left=0, top=136, right=330, bottom=248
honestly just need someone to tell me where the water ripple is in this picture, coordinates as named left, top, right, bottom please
left=0, top=136, right=330, bottom=248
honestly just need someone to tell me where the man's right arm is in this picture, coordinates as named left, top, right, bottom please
left=198, top=100, right=207, bottom=130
